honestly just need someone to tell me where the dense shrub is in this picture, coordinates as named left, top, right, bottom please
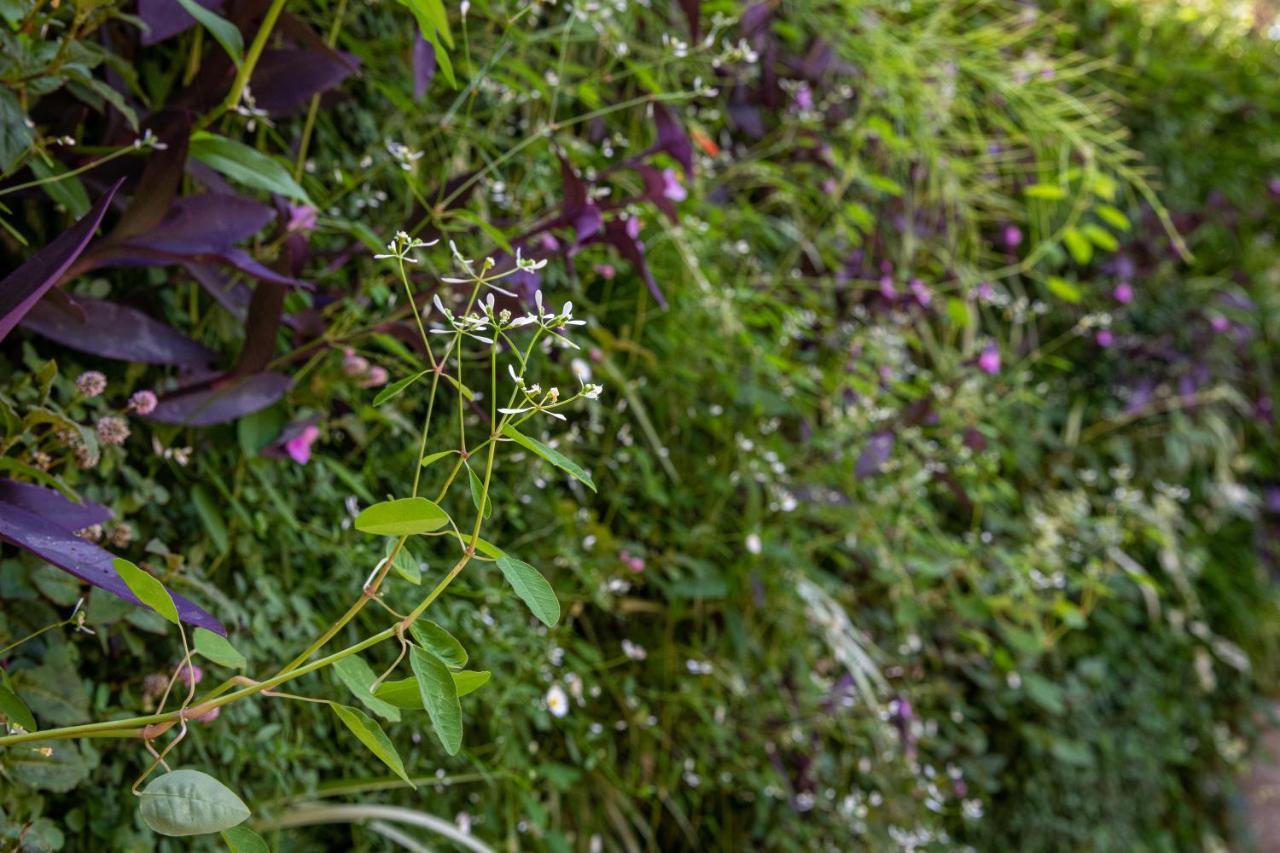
left=1, top=0, right=1277, bottom=850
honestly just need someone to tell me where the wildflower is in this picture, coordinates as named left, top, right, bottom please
left=1210, top=314, right=1231, bottom=333
left=176, top=662, right=203, bottom=687
left=108, top=524, right=133, bottom=548
left=978, top=345, right=1001, bottom=375
left=75, top=524, right=103, bottom=542
left=74, top=445, right=99, bottom=469
left=746, top=532, right=762, bottom=554
left=359, top=365, right=389, bottom=388
left=285, top=425, right=321, bottom=465
left=661, top=168, right=688, bottom=202
left=1003, top=224, right=1023, bottom=248
left=96, top=416, right=130, bottom=445
left=545, top=684, right=569, bottom=717
left=1113, top=282, right=1134, bottom=305
left=286, top=204, right=318, bottom=234
left=878, top=276, right=897, bottom=300
left=31, top=451, right=52, bottom=471
left=909, top=279, right=932, bottom=307
left=974, top=281, right=996, bottom=302
left=128, top=390, right=158, bottom=415
left=622, top=639, right=647, bottom=661
left=1095, top=329, right=1114, bottom=348
left=76, top=370, right=107, bottom=397
left=343, top=349, right=371, bottom=376
left=582, top=383, right=604, bottom=400
left=594, top=264, right=616, bottom=280
left=571, top=358, right=592, bottom=383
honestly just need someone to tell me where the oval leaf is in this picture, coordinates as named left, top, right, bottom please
left=193, top=628, right=246, bottom=669
left=330, top=703, right=415, bottom=787
left=409, top=645, right=462, bottom=755
left=409, top=621, right=467, bottom=670
left=355, top=497, right=449, bottom=536
left=188, top=132, right=311, bottom=204
left=112, top=558, right=179, bottom=625
left=139, top=769, right=250, bottom=836
left=495, top=554, right=560, bottom=627
left=0, top=677, right=38, bottom=732
left=221, top=825, right=271, bottom=853
left=333, top=655, right=401, bottom=722
left=372, top=677, right=421, bottom=710
left=501, top=424, right=595, bottom=491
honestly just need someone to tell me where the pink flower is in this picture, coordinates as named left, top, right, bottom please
left=286, top=204, right=318, bottom=234
left=661, top=168, right=687, bottom=202
left=75, top=370, right=107, bottom=397
left=974, top=281, right=996, bottom=302
left=285, top=424, right=320, bottom=465
left=594, top=264, right=616, bottom=280
left=978, top=345, right=1001, bottom=375
left=1210, top=314, right=1231, bottom=333
left=359, top=365, right=389, bottom=388
left=909, top=279, right=932, bottom=307
left=128, top=390, right=158, bottom=415
left=343, top=349, right=370, bottom=377
left=1095, top=329, right=1114, bottom=347
left=1003, top=224, right=1023, bottom=248
left=96, top=416, right=130, bottom=445
left=1113, top=282, right=1133, bottom=305
left=879, top=276, right=898, bottom=300
left=176, top=662, right=203, bottom=687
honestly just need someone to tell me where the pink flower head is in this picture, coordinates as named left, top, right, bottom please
left=75, top=370, right=107, bottom=397
left=1113, top=282, right=1133, bottom=305
left=285, top=424, right=321, bottom=464
left=1095, top=329, right=1114, bottom=348
left=974, top=281, right=996, bottom=302
left=879, top=276, right=898, bottom=300
left=194, top=706, right=221, bottom=723
left=978, top=345, right=1001, bottom=375
left=286, top=204, right=318, bottom=234
left=1210, top=314, right=1231, bottom=333
left=128, top=390, right=158, bottom=415
left=594, top=264, right=616, bottom=280
left=661, top=168, right=687, bottom=202
left=1003, top=224, right=1023, bottom=248
left=794, top=85, right=814, bottom=111
left=177, top=662, right=203, bottom=687
left=359, top=365, right=389, bottom=388
left=909, top=278, right=932, bottom=307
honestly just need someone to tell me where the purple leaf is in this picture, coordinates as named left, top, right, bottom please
left=108, top=109, right=193, bottom=242
left=648, top=104, right=694, bottom=179
left=855, top=432, right=895, bottom=479
left=149, top=372, right=292, bottom=426
left=0, top=480, right=111, bottom=530
left=250, top=48, right=360, bottom=115
left=635, top=164, right=681, bottom=223
left=599, top=217, right=667, bottom=309
left=137, top=0, right=229, bottom=45
left=555, top=155, right=604, bottom=246
left=740, top=2, right=772, bottom=36
left=0, top=493, right=224, bottom=634
left=186, top=263, right=252, bottom=320
left=0, top=179, right=122, bottom=342
left=412, top=36, right=436, bottom=100
left=21, top=296, right=215, bottom=365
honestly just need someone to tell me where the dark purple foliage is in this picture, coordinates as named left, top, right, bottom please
left=647, top=104, right=695, bottom=179
left=413, top=36, right=436, bottom=100
left=0, top=480, right=224, bottom=633
left=598, top=217, right=667, bottom=309
left=137, top=0, right=229, bottom=45
left=149, top=371, right=293, bottom=426
left=21, top=296, right=215, bottom=366
left=250, top=48, right=361, bottom=115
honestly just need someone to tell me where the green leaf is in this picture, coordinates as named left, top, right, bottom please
left=1095, top=204, right=1131, bottom=231
left=451, top=670, right=491, bottom=697
left=1062, top=226, right=1093, bottom=265
left=188, top=132, right=311, bottom=204
left=409, top=645, right=462, bottom=755
left=330, top=704, right=415, bottom=787
left=501, top=424, right=595, bottom=491
left=6, top=739, right=89, bottom=792
left=192, top=484, right=229, bottom=553
left=172, top=0, right=244, bottom=67
left=1082, top=223, right=1119, bottom=252
left=387, top=539, right=422, bottom=585
left=332, top=655, right=401, bottom=722
left=495, top=554, right=560, bottom=627
left=237, top=406, right=284, bottom=456
left=373, top=370, right=428, bottom=406
left=0, top=673, right=37, bottom=732
left=419, top=450, right=454, bottom=469
left=409, top=621, right=467, bottom=670
left=355, top=497, right=449, bottom=536
left=0, top=89, right=34, bottom=174
left=139, top=769, right=251, bottom=836
left=1045, top=276, right=1083, bottom=304
left=393, top=0, right=456, bottom=87
left=1024, top=183, right=1067, bottom=200
left=222, top=825, right=271, bottom=853
left=193, top=628, right=246, bottom=670
left=30, top=158, right=90, bottom=218
left=372, top=677, right=421, bottom=710
left=466, top=464, right=491, bottom=519
left=112, top=558, right=179, bottom=625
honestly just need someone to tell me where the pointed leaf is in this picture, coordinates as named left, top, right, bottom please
left=221, top=825, right=270, bottom=853
left=139, top=769, right=250, bottom=836
left=356, top=497, right=448, bottom=536
left=149, top=373, right=293, bottom=427
left=373, top=370, right=428, bottom=406
left=171, top=0, right=243, bottom=64
left=0, top=675, right=38, bottom=732
left=21, top=296, right=215, bottom=365
left=466, top=464, right=490, bottom=519
left=330, top=703, right=415, bottom=786
left=332, top=655, right=401, bottom=722
left=501, top=424, right=595, bottom=491
left=372, top=677, right=421, bottom=710
left=112, top=558, right=179, bottom=625
left=409, top=621, right=467, bottom=670
left=451, top=670, right=491, bottom=697
left=193, top=628, right=246, bottom=669
left=409, top=645, right=462, bottom=754
left=495, top=554, right=560, bottom=627
left=386, top=539, right=422, bottom=585
left=189, top=133, right=310, bottom=204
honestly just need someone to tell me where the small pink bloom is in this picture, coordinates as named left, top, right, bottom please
left=909, top=279, right=932, bottom=307
left=286, top=204, right=318, bottom=234
left=1113, top=282, right=1133, bottom=305
left=343, top=350, right=370, bottom=377
left=128, top=390, right=158, bottom=415
left=176, top=662, right=203, bottom=687
left=661, top=168, right=687, bottom=202
left=359, top=365, right=389, bottom=388
left=594, top=264, right=616, bottom=280
left=285, top=424, right=320, bottom=465
left=978, top=345, right=1001, bottom=375
left=794, top=84, right=814, bottom=111
left=76, top=370, right=107, bottom=397
left=1003, top=224, right=1023, bottom=248
left=1095, top=329, right=1114, bottom=347
left=879, top=276, right=898, bottom=300
left=974, top=281, right=996, bottom=302
left=1210, top=314, right=1230, bottom=333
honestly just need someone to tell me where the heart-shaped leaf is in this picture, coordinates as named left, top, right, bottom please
left=495, top=554, right=560, bottom=627
left=330, top=703, right=415, bottom=786
left=139, top=769, right=250, bottom=836
left=354, top=497, right=449, bottom=536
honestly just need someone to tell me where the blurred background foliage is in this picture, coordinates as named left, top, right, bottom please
left=1, top=0, right=1279, bottom=849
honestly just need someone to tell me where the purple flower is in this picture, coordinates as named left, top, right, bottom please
left=1113, top=282, right=1133, bottom=305
left=1210, top=314, right=1231, bottom=333
left=285, top=424, right=321, bottom=465
left=878, top=276, right=898, bottom=300
left=286, top=204, right=318, bottom=234
left=128, top=390, right=158, bottom=415
left=974, top=281, right=996, bottom=302
left=1003, top=224, right=1023, bottom=248
left=661, top=168, right=687, bottom=202
left=794, top=85, right=814, bottom=111
left=1095, top=329, right=1114, bottom=347
left=978, top=345, right=1001, bottom=375
left=909, top=278, right=932, bottom=307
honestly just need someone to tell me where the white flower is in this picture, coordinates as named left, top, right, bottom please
left=582, top=384, right=604, bottom=400
left=622, top=639, right=647, bottom=661
left=746, top=532, right=762, bottom=554
left=545, top=684, right=569, bottom=717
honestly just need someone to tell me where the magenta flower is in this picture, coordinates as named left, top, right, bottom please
left=1003, top=224, right=1023, bottom=248
left=285, top=424, right=321, bottom=464
left=1095, top=329, right=1114, bottom=347
left=594, top=263, right=616, bottom=280
left=661, top=168, right=687, bottom=202
left=1113, top=282, right=1133, bottom=305
left=286, top=204, right=318, bottom=234
left=978, top=345, right=1001, bottom=375
left=359, top=365, right=389, bottom=388
left=879, top=276, right=898, bottom=300
left=1210, top=314, right=1231, bottom=333
left=909, top=278, right=932, bottom=307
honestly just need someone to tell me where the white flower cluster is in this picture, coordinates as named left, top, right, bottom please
left=373, top=230, right=438, bottom=262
